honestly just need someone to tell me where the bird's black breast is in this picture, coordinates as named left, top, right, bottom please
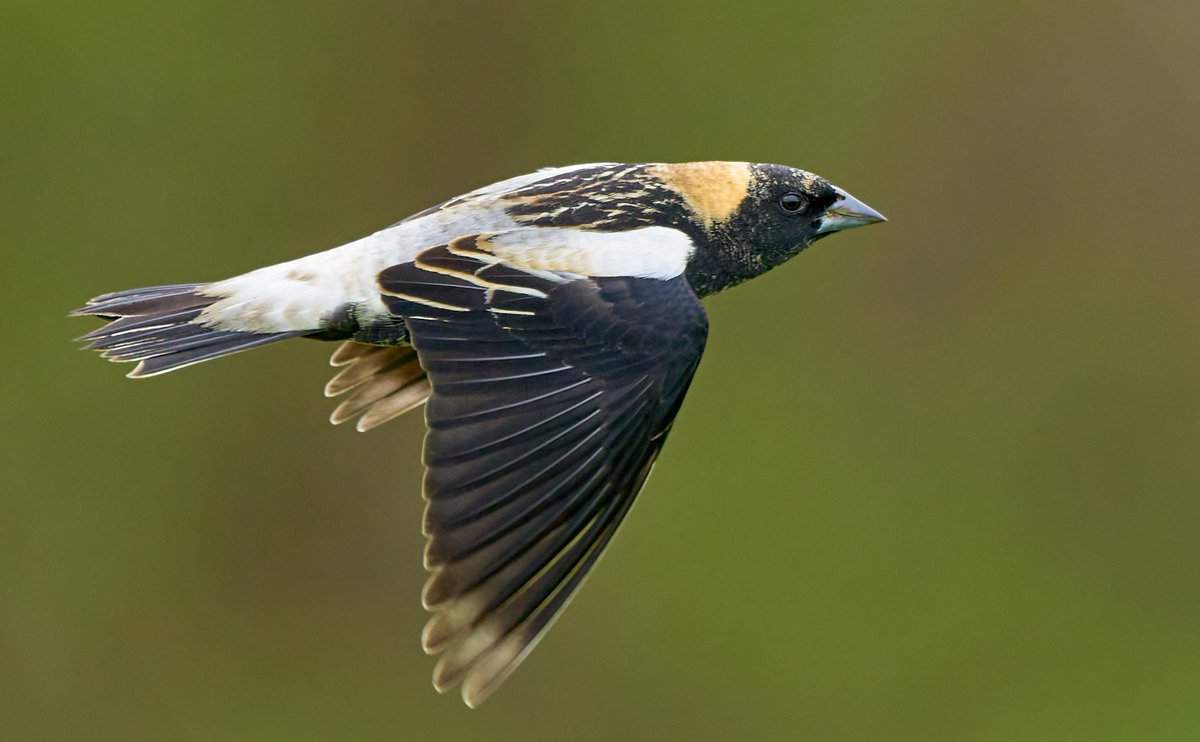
left=310, top=301, right=414, bottom=346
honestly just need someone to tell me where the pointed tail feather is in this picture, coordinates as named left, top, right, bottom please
left=73, top=284, right=301, bottom=377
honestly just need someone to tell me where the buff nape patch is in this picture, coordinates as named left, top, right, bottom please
left=649, top=162, right=752, bottom=224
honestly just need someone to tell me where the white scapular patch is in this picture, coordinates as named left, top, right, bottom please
left=484, top=226, right=694, bottom=280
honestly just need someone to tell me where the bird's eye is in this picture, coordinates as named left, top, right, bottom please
left=779, top=193, right=804, bottom=213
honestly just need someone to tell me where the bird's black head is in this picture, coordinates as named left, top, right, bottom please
left=679, top=162, right=886, bottom=296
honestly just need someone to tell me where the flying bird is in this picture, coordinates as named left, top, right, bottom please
left=75, top=161, right=885, bottom=706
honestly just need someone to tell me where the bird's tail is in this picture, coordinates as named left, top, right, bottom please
left=73, top=284, right=302, bottom=378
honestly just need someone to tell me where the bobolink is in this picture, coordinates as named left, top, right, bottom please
left=75, top=162, right=885, bottom=706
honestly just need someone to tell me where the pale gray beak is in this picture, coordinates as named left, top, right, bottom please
left=816, top=186, right=887, bottom=235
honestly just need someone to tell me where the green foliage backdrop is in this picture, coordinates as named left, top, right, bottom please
left=4, top=1, right=1199, bottom=739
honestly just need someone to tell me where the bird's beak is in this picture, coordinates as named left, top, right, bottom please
left=816, top=186, right=887, bottom=235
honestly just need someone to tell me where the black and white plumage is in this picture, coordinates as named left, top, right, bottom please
left=74, top=161, right=885, bottom=706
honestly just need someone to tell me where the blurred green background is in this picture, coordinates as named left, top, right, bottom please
left=4, top=1, right=1199, bottom=739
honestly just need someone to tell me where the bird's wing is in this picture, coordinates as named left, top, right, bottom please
left=323, top=343, right=430, bottom=432
left=378, top=229, right=708, bottom=706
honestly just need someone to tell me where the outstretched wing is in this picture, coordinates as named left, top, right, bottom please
left=378, top=229, right=708, bottom=706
